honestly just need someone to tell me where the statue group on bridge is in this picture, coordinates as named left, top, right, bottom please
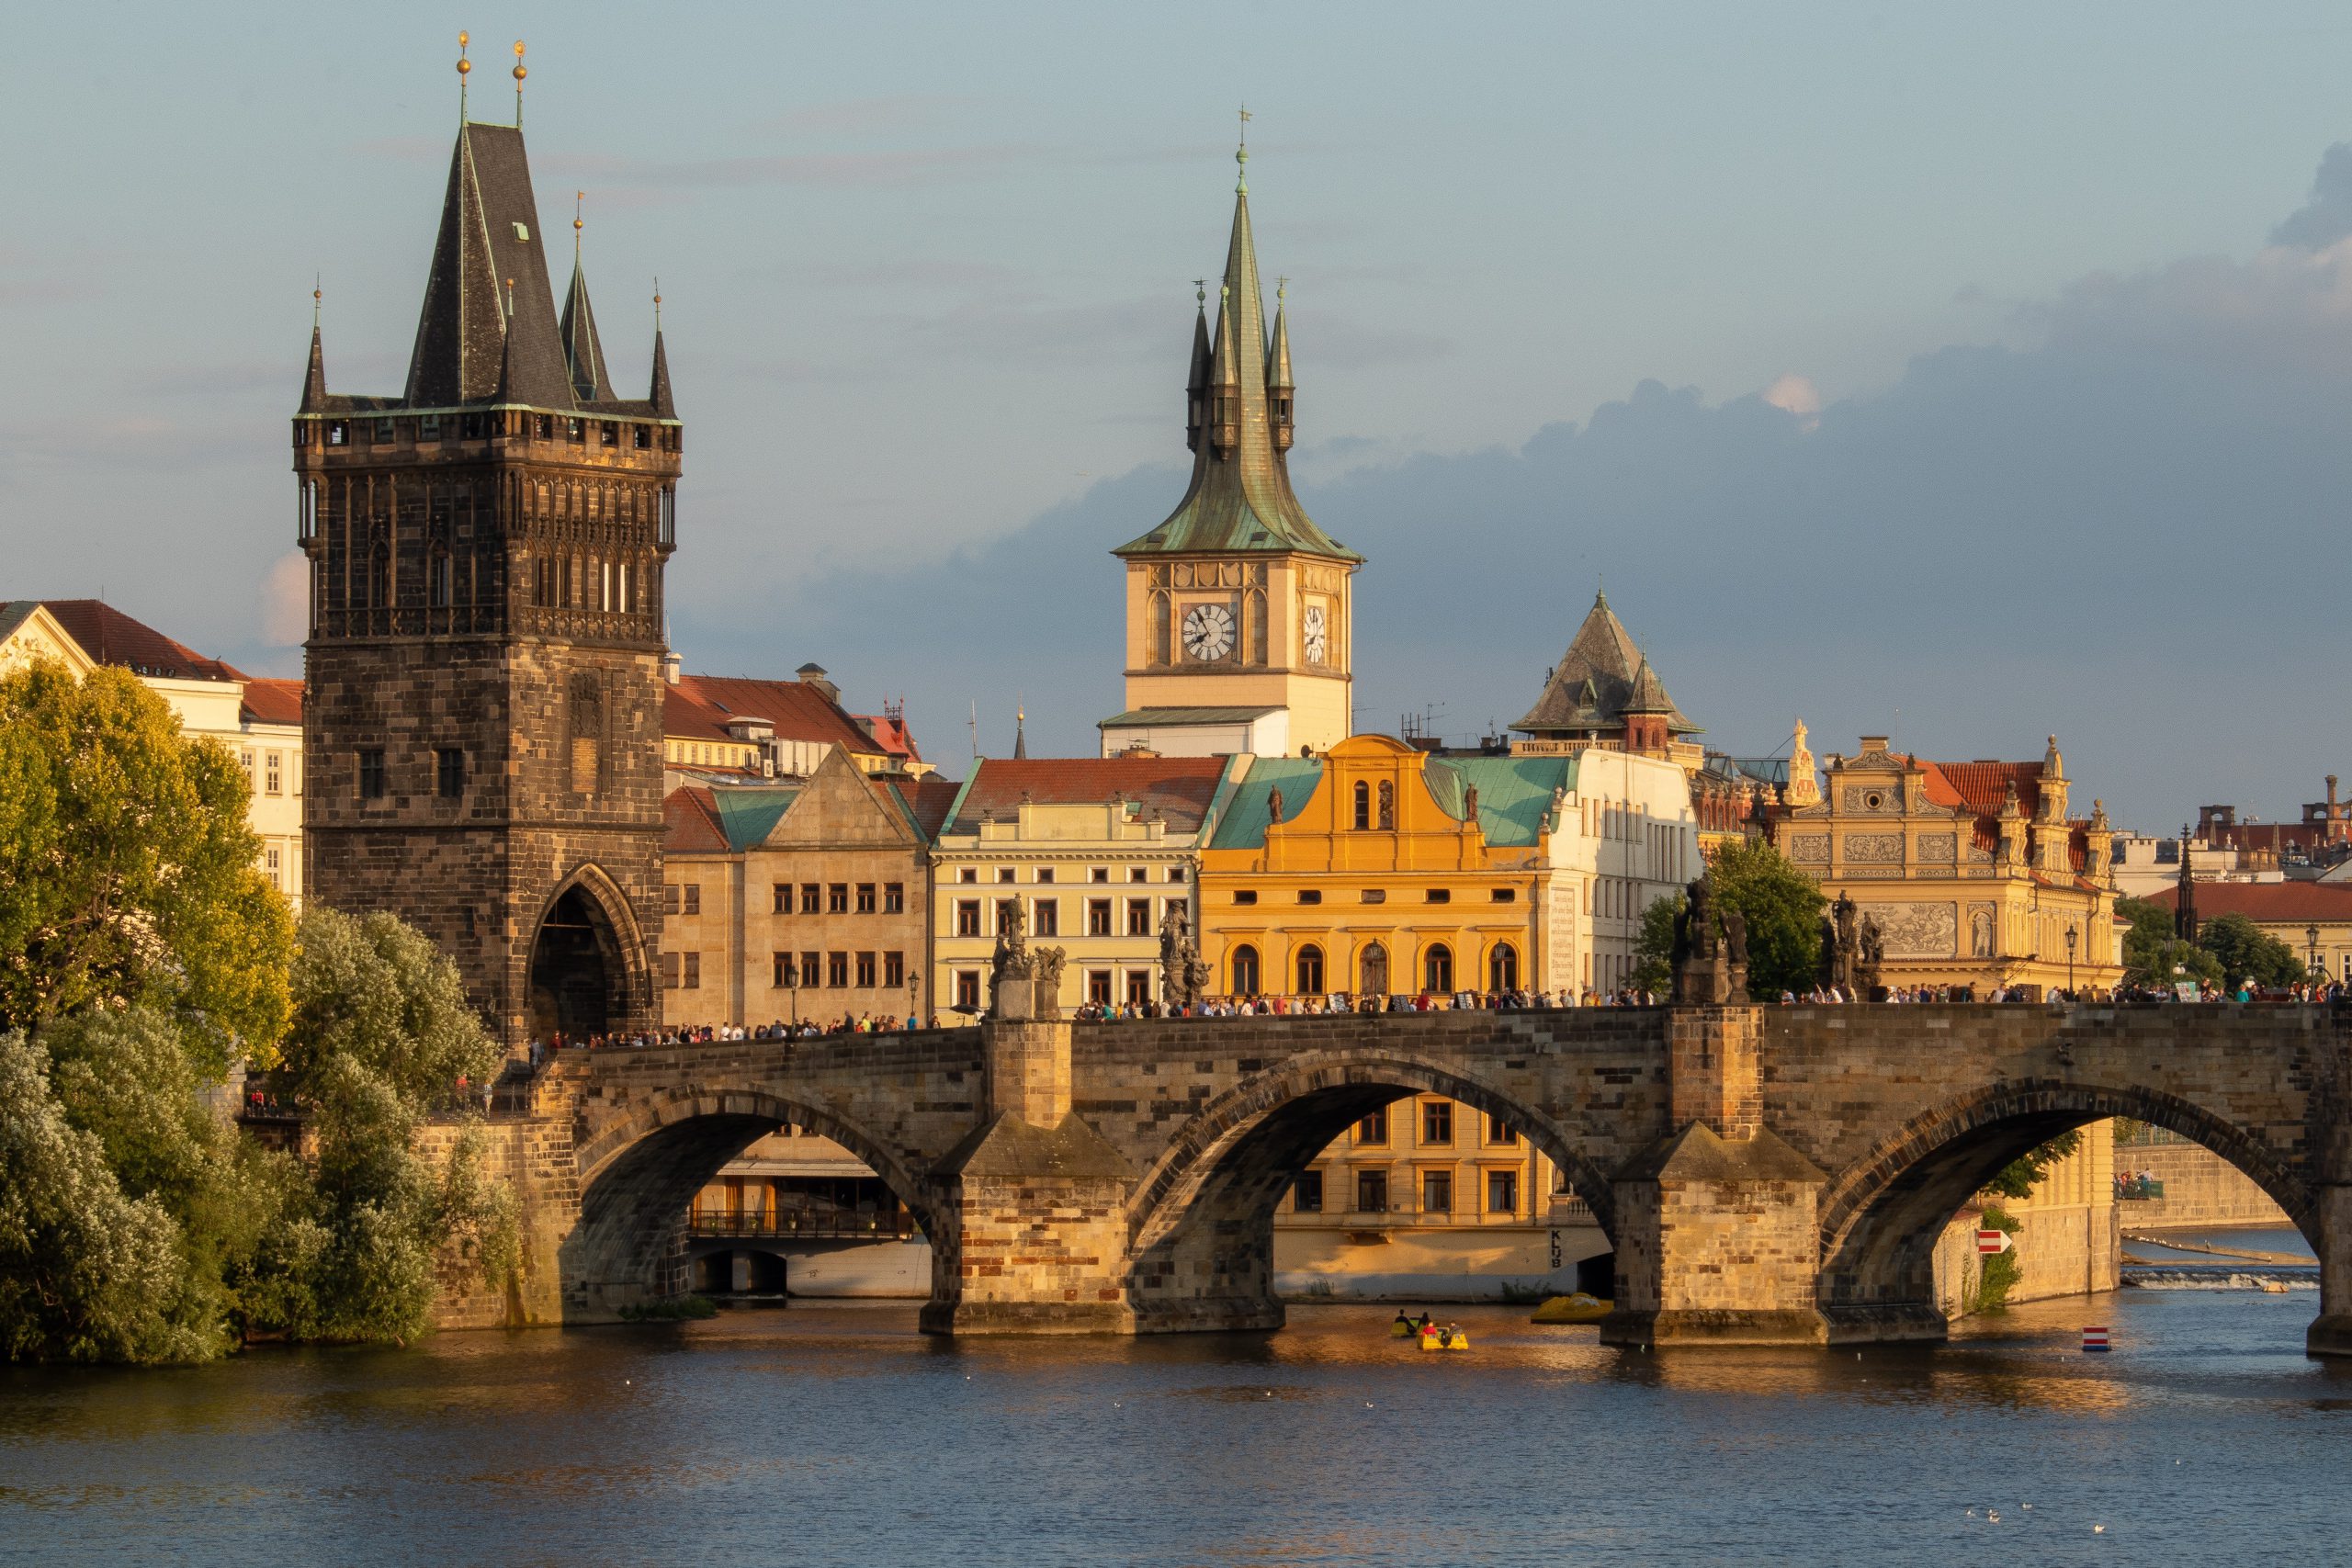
left=988, top=897, right=1068, bottom=1021
left=1820, top=891, right=1884, bottom=998
left=1670, top=874, right=1748, bottom=1005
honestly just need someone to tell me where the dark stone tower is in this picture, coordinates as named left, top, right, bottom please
left=293, top=94, right=680, bottom=1048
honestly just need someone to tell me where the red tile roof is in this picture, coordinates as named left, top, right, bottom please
left=1914, top=759, right=2046, bottom=818
left=945, top=756, right=1229, bottom=836
left=41, top=600, right=243, bottom=682
left=239, top=677, right=303, bottom=727
left=2137, top=882, right=2352, bottom=922
left=662, top=786, right=729, bottom=854
left=665, top=673, right=885, bottom=756
left=857, top=710, right=924, bottom=765
left=886, top=774, right=961, bottom=840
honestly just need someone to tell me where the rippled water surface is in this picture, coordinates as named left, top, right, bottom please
left=4, top=1291, right=2347, bottom=1566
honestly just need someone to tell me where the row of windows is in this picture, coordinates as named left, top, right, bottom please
left=238, top=749, right=298, bottom=797
left=951, top=864, right=1185, bottom=885
left=1226, top=940, right=1521, bottom=997
left=1292, top=1167, right=1521, bottom=1216
left=1347, top=1103, right=1518, bottom=1149
left=354, top=747, right=467, bottom=800
left=952, top=897, right=1183, bottom=939
left=1230, top=887, right=1514, bottom=907
left=770, top=951, right=907, bottom=989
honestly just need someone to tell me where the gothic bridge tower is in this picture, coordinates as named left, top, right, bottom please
left=294, top=47, right=680, bottom=1046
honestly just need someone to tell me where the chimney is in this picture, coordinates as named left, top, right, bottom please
left=796, top=662, right=840, bottom=704
left=1859, top=735, right=1890, bottom=754
left=662, top=650, right=683, bottom=684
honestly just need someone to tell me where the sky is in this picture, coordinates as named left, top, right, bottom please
left=8, top=3, right=2352, bottom=829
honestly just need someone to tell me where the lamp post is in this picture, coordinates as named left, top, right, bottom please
left=2064, top=923, right=2078, bottom=998
left=2308, top=924, right=2322, bottom=983
left=908, top=972, right=922, bottom=1031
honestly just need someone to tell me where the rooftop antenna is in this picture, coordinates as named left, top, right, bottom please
left=456, top=31, right=470, bottom=123
left=512, top=39, right=526, bottom=129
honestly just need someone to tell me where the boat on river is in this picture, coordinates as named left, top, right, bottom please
left=1419, top=1325, right=1471, bottom=1352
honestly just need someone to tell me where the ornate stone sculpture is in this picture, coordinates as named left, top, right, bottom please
left=1159, top=901, right=1204, bottom=1013
left=1672, top=875, right=1736, bottom=1004
left=988, top=897, right=1066, bottom=1020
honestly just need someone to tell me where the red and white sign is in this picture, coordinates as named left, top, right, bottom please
left=2082, top=1325, right=2110, bottom=1352
left=1975, top=1228, right=2013, bottom=1256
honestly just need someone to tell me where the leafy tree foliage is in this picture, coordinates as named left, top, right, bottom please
left=2115, top=897, right=2222, bottom=992
left=1980, top=1130, right=2084, bottom=1200
left=1631, top=896, right=1679, bottom=995
left=0, top=662, right=292, bottom=1072
left=0, top=1029, right=215, bottom=1364
left=285, top=908, right=501, bottom=1106
left=1707, top=838, right=1826, bottom=999
left=2195, top=912, right=2310, bottom=992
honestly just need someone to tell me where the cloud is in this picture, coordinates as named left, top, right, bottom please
left=673, top=142, right=2352, bottom=830
left=2270, top=141, right=2352, bottom=248
left=260, top=552, right=309, bottom=647
left=1760, top=373, right=1821, bottom=429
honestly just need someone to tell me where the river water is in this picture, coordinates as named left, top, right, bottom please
left=5, top=1285, right=2347, bottom=1567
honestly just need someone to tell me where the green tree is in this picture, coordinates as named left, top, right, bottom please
left=2196, top=912, right=2309, bottom=992
left=1980, top=1130, right=2084, bottom=1200
left=2115, top=896, right=2221, bottom=992
left=1631, top=896, right=1679, bottom=995
left=0, top=1030, right=212, bottom=1364
left=285, top=908, right=501, bottom=1105
left=0, top=661, right=293, bottom=1071
left=1707, top=838, right=1826, bottom=999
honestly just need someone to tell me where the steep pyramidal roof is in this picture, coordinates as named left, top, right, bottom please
left=403, top=122, right=578, bottom=410
left=1115, top=146, right=1359, bottom=562
left=1515, top=591, right=1699, bottom=737
left=649, top=325, right=676, bottom=419
left=300, top=322, right=328, bottom=413
left=559, top=253, right=612, bottom=402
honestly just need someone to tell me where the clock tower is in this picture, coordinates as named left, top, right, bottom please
left=1099, top=137, right=1361, bottom=760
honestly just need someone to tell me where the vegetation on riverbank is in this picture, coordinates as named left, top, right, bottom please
left=0, top=662, right=516, bottom=1365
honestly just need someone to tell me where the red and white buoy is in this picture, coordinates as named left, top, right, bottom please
left=2081, top=1325, right=2110, bottom=1353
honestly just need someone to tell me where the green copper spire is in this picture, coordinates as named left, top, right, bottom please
left=1116, top=128, right=1356, bottom=563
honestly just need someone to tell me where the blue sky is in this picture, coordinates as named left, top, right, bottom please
left=8, top=3, right=2352, bottom=827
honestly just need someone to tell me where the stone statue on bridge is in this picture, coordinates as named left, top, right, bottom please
left=1672, top=875, right=1739, bottom=1005
left=1823, top=892, right=1864, bottom=994
left=989, top=897, right=1067, bottom=1021
left=1160, top=901, right=1205, bottom=1013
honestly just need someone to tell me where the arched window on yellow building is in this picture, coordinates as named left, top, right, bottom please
left=1423, top=942, right=1453, bottom=994
left=1232, top=943, right=1261, bottom=998
left=1360, top=942, right=1389, bottom=997
left=1352, top=781, right=1370, bottom=830
left=1377, top=780, right=1395, bottom=829
left=1295, top=943, right=1324, bottom=995
left=1487, top=942, right=1519, bottom=993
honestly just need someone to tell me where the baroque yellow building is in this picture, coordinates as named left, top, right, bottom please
left=1100, top=140, right=1361, bottom=760
left=1777, top=733, right=2121, bottom=994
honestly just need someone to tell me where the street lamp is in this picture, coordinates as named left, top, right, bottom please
left=2308, top=924, right=2322, bottom=982
left=2064, top=923, right=2078, bottom=998
left=908, top=972, right=922, bottom=1031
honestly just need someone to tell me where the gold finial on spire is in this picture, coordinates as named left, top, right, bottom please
left=1276, top=275, right=1288, bottom=304
left=456, top=31, right=470, bottom=120
left=574, top=190, right=584, bottom=257
left=1236, top=105, right=1251, bottom=193
left=512, top=39, right=526, bottom=127
left=504, top=276, right=515, bottom=320
left=1193, top=276, right=1206, bottom=307
left=653, top=276, right=662, bottom=329
left=313, top=275, right=322, bottom=328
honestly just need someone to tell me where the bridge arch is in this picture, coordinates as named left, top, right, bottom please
left=565, top=1087, right=940, bottom=1315
left=1817, top=1077, right=2317, bottom=1335
left=1122, top=1047, right=1614, bottom=1329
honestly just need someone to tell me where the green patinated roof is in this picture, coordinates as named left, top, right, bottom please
left=1114, top=171, right=1360, bottom=565
left=1208, top=757, right=1327, bottom=850
left=1426, top=755, right=1576, bottom=847
left=707, top=785, right=800, bottom=852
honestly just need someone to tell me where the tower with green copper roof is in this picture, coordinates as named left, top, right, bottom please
left=1101, top=124, right=1363, bottom=763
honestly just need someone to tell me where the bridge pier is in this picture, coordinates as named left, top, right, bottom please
left=918, top=1018, right=1140, bottom=1335
left=2311, top=1184, right=2352, bottom=1358
left=1601, top=1006, right=1833, bottom=1348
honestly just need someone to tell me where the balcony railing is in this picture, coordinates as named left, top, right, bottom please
left=687, top=1210, right=920, bottom=1242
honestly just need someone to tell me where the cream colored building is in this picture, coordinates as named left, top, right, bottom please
left=659, top=746, right=954, bottom=1032
left=928, top=755, right=1240, bottom=1018
left=1776, top=733, right=2121, bottom=994
left=9, top=600, right=305, bottom=904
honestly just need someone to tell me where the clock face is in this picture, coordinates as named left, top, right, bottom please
left=1182, top=602, right=1236, bottom=661
left=1303, top=603, right=1329, bottom=664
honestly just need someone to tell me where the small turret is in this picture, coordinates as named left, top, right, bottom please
left=1185, top=284, right=1210, bottom=453
left=1208, top=284, right=1240, bottom=455
left=1267, top=280, right=1295, bottom=451
left=300, top=321, right=328, bottom=413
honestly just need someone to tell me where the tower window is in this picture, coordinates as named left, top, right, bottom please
left=357, top=749, right=386, bottom=799
left=435, top=748, right=464, bottom=798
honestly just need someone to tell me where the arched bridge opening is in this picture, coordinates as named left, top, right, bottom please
left=1121, top=1051, right=1619, bottom=1334
left=563, top=1090, right=940, bottom=1319
left=1816, top=1080, right=2319, bottom=1345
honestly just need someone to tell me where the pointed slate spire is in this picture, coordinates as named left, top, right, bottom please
left=1013, top=705, right=1028, bottom=761
left=300, top=309, right=329, bottom=413
left=1184, top=282, right=1211, bottom=453
left=1623, top=657, right=1678, bottom=716
left=559, top=254, right=612, bottom=402
left=1266, top=278, right=1294, bottom=450
left=404, top=122, right=576, bottom=409
left=648, top=284, right=676, bottom=419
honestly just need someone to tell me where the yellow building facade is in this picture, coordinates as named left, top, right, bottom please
left=1778, top=734, right=2122, bottom=994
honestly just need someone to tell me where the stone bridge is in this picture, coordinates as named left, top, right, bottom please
left=441, top=1004, right=2352, bottom=1355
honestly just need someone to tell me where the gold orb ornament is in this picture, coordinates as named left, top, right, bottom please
left=457, top=30, right=470, bottom=74
left=513, top=39, right=526, bottom=83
